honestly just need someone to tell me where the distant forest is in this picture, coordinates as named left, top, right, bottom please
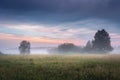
left=17, top=29, right=113, bottom=54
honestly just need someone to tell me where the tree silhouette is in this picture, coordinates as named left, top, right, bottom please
left=84, top=41, right=92, bottom=52
left=0, top=51, right=3, bottom=55
left=92, top=29, right=113, bottom=53
left=19, top=40, right=30, bottom=54
left=57, top=43, right=79, bottom=53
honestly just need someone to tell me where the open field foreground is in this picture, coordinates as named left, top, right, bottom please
left=0, top=54, right=120, bottom=80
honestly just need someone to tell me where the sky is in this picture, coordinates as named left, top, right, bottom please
left=0, top=0, right=120, bottom=51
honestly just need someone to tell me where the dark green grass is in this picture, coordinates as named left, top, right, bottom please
left=0, top=54, right=120, bottom=80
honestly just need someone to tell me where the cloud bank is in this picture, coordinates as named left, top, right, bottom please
left=0, top=0, right=120, bottom=50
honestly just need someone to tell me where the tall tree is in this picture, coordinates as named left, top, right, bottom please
left=92, top=29, right=113, bottom=53
left=19, top=40, right=31, bottom=54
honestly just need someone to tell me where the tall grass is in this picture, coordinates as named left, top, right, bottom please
left=0, top=54, right=120, bottom=80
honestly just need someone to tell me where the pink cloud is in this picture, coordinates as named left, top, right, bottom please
left=110, top=33, right=120, bottom=39
left=110, top=33, right=120, bottom=46
left=0, top=33, right=86, bottom=46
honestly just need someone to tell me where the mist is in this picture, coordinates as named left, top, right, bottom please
left=0, top=46, right=119, bottom=55
left=2, top=48, right=48, bottom=55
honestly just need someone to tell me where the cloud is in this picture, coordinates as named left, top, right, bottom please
left=0, top=21, right=96, bottom=39
left=0, top=0, right=120, bottom=50
left=1, top=18, right=120, bottom=40
left=1, top=24, right=42, bottom=31
left=0, top=0, right=120, bottom=24
left=0, top=0, right=116, bottom=11
left=110, top=33, right=120, bottom=39
left=0, top=33, right=86, bottom=47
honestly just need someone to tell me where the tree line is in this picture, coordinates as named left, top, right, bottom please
left=19, top=29, right=113, bottom=54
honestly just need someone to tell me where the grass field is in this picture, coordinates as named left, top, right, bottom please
left=0, top=54, right=120, bottom=80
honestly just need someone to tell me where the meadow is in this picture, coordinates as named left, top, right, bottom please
left=0, top=54, right=120, bottom=80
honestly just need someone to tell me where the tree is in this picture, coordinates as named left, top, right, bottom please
left=84, top=41, right=92, bottom=52
left=92, top=29, right=113, bottom=53
left=57, top=43, right=79, bottom=53
left=0, top=51, right=3, bottom=55
left=19, top=40, right=31, bottom=54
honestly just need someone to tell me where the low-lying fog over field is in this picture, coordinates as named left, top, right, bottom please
left=1, top=46, right=120, bottom=55
left=2, top=48, right=49, bottom=55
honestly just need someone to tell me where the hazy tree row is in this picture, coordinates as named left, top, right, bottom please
left=19, top=29, right=113, bottom=54
left=49, top=29, right=113, bottom=54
